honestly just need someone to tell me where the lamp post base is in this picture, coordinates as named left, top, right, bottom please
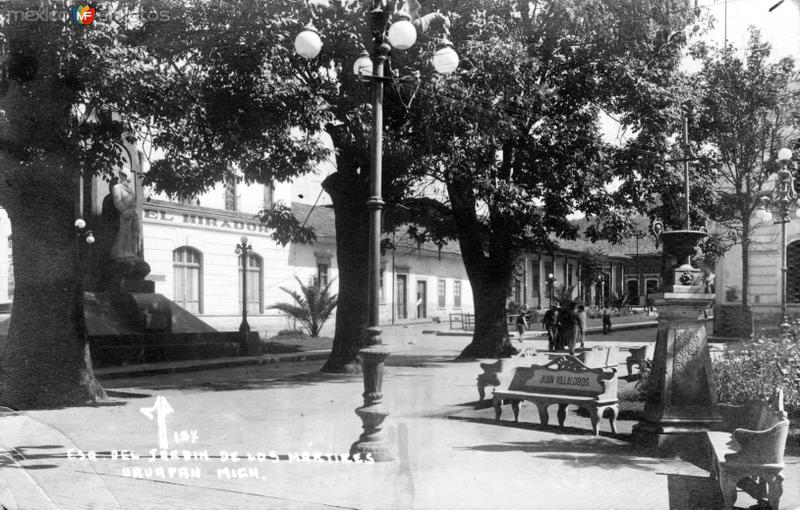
left=350, top=329, right=394, bottom=462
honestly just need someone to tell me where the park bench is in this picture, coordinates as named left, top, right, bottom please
left=705, top=389, right=789, bottom=510
left=492, top=355, right=619, bottom=436
left=476, top=347, right=540, bottom=402
left=625, top=344, right=653, bottom=377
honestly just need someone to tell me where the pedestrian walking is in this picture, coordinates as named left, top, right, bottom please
left=561, top=301, right=580, bottom=356
left=542, top=305, right=559, bottom=351
left=577, top=304, right=587, bottom=350
left=602, top=305, right=612, bottom=334
left=516, top=304, right=529, bottom=343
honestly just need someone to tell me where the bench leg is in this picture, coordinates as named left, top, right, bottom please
left=588, top=407, right=600, bottom=436
left=607, top=404, right=619, bottom=435
left=477, top=382, right=486, bottom=402
left=511, top=400, right=520, bottom=422
left=493, top=397, right=502, bottom=421
left=626, top=360, right=634, bottom=377
left=718, top=470, right=737, bottom=510
left=767, top=473, right=783, bottom=510
left=535, top=403, right=549, bottom=426
left=557, top=404, right=567, bottom=427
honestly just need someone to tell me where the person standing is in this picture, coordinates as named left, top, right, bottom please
left=577, top=304, right=587, bottom=350
left=542, top=305, right=558, bottom=351
left=561, top=301, right=580, bottom=356
left=516, top=304, right=529, bottom=343
left=602, top=304, right=612, bottom=334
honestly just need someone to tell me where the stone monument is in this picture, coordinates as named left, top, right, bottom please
left=631, top=224, right=720, bottom=456
left=81, top=162, right=260, bottom=366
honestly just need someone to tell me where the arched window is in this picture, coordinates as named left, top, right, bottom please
left=239, top=252, right=263, bottom=314
left=173, top=247, right=203, bottom=313
left=787, top=241, right=800, bottom=303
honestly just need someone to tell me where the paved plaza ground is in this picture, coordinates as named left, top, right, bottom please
left=0, top=322, right=797, bottom=509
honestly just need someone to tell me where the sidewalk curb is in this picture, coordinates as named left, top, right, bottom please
left=95, top=349, right=332, bottom=379
left=436, top=321, right=659, bottom=337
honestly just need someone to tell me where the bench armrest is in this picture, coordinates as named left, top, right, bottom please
left=725, top=421, right=789, bottom=464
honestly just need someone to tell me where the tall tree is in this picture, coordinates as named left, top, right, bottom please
left=0, top=1, right=327, bottom=408
left=400, top=0, right=699, bottom=357
left=688, top=29, right=800, bottom=318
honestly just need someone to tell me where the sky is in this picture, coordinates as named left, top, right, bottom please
left=699, top=0, right=800, bottom=60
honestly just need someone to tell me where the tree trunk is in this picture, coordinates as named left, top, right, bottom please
left=320, top=171, right=369, bottom=373
left=459, top=272, right=517, bottom=359
left=0, top=157, right=106, bottom=409
left=740, top=219, right=750, bottom=311
left=445, top=177, right=517, bottom=359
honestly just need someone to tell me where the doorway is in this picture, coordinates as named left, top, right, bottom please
left=416, top=280, right=427, bottom=319
left=396, top=274, right=408, bottom=320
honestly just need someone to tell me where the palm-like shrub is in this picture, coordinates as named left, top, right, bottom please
left=552, top=283, right=577, bottom=306
left=268, top=277, right=338, bottom=337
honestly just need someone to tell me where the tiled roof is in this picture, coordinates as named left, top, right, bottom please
left=291, top=202, right=337, bottom=241
left=291, top=202, right=462, bottom=255
left=554, top=216, right=660, bottom=258
left=292, top=203, right=660, bottom=258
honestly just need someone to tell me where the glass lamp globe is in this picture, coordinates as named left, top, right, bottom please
left=74, top=218, right=86, bottom=230
left=778, top=147, right=793, bottom=161
left=85, top=232, right=95, bottom=245
left=294, top=28, right=322, bottom=59
left=240, top=235, right=249, bottom=245
left=387, top=19, right=416, bottom=50
left=353, top=52, right=372, bottom=79
left=432, top=42, right=459, bottom=74
left=754, top=207, right=773, bottom=222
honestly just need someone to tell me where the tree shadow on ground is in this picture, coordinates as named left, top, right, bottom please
left=0, top=444, right=64, bottom=470
left=665, top=473, right=723, bottom=509
left=100, top=364, right=360, bottom=393
left=446, top=415, right=628, bottom=443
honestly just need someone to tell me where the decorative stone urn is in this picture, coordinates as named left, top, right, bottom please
left=632, top=227, right=720, bottom=456
left=659, top=230, right=709, bottom=287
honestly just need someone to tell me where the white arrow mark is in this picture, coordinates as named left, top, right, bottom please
left=140, top=396, right=174, bottom=450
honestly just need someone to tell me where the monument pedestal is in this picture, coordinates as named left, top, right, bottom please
left=632, top=282, right=720, bottom=457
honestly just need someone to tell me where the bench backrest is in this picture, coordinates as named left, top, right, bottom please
left=578, top=346, right=618, bottom=368
left=717, top=389, right=788, bottom=432
left=505, top=355, right=617, bottom=400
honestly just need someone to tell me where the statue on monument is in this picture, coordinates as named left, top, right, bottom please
left=108, top=168, right=150, bottom=283
left=111, top=169, right=141, bottom=261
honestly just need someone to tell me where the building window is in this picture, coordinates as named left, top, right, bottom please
left=263, top=183, right=274, bottom=209
left=239, top=253, right=263, bottom=314
left=627, top=279, right=639, bottom=301
left=379, top=268, right=385, bottom=303
left=787, top=241, right=800, bottom=303
left=453, top=280, right=462, bottom=308
left=317, top=262, right=329, bottom=287
left=173, top=247, right=202, bottom=313
left=7, top=236, right=12, bottom=299
left=567, top=262, right=574, bottom=287
left=224, top=178, right=238, bottom=211
left=531, top=257, right=540, bottom=295
left=438, top=279, right=446, bottom=308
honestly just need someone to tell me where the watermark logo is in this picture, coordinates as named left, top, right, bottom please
left=70, top=3, right=96, bottom=26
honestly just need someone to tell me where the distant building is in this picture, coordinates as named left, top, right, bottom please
left=513, top=223, right=661, bottom=310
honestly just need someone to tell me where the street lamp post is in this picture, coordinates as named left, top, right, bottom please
left=546, top=273, right=556, bottom=308
left=294, top=2, right=458, bottom=462
left=754, top=147, right=798, bottom=330
left=235, top=236, right=252, bottom=333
